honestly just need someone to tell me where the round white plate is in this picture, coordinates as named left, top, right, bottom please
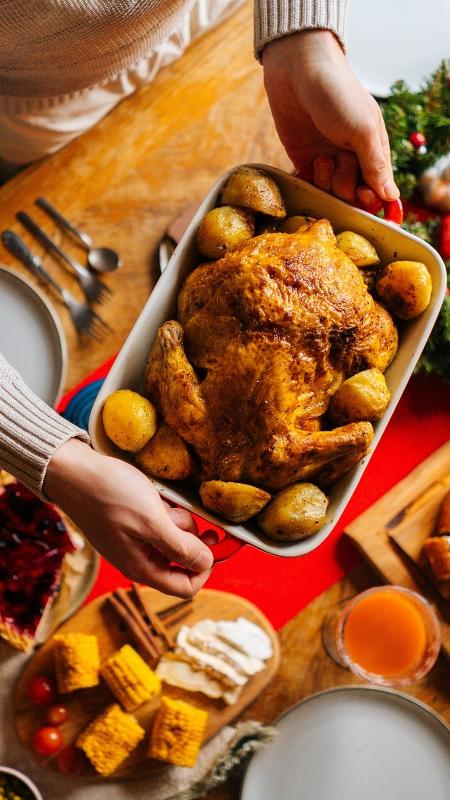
left=0, top=265, right=66, bottom=405
left=347, top=0, right=450, bottom=97
left=241, top=686, right=450, bottom=800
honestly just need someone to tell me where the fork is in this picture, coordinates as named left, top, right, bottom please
left=2, top=230, right=111, bottom=342
left=16, top=211, right=112, bottom=306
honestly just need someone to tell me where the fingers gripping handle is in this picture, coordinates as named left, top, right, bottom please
left=199, top=529, right=245, bottom=562
left=294, top=168, right=403, bottom=225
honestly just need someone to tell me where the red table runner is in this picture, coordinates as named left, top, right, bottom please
left=58, top=364, right=450, bottom=631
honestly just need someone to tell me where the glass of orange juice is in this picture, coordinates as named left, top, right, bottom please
left=322, top=586, right=441, bottom=686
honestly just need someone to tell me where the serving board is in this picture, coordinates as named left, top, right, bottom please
left=345, top=440, right=450, bottom=657
left=14, top=588, right=279, bottom=779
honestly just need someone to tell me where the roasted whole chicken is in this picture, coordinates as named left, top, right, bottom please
left=145, top=219, right=398, bottom=493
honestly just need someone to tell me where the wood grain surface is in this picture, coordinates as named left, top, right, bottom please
left=0, top=1, right=290, bottom=390
left=345, top=441, right=450, bottom=656
left=14, top=588, right=279, bottom=779
left=202, top=564, right=450, bottom=800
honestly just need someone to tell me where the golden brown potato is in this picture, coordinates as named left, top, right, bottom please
left=102, top=389, right=157, bottom=452
left=329, top=368, right=391, bottom=424
left=136, top=423, right=195, bottom=480
left=200, top=480, right=271, bottom=523
left=336, top=231, right=380, bottom=267
left=258, top=483, right=328, bottom=541
left=280, top=215, right=317, bottom=233
left=196, top=206, right=254, bottom=260
left=220, top=166, right=286, bottom=218
left=376, top=260, right=432, bottom=319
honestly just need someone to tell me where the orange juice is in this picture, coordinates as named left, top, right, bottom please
left=343, top=588, right=427, bottom=677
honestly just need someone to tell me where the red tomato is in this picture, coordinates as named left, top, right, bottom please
left=45, top=704, right=68, bottom=726
left=32, top=726, right=63, bottom=756
left=57, top=745, right=85, bottom=776
left=27, top=676, right=56, bottom=706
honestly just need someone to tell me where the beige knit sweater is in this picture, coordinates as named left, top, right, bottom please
left=0, top=0, right=348, bottom=496
left=0, top=1, right=348, bottom=111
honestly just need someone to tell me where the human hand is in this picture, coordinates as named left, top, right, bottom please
left=44, top=438, right=213, bottom=598
left=263, top=31, right=399, bottom=210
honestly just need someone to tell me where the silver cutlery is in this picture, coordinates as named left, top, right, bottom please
left=2, top=230, right=110, bottom=342
left=16, top=211, right=112, bottom=305
left=36, top=197, right=121, bottom=273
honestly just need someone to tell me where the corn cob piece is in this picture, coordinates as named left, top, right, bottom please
left=53, top=632, right=100, bottom=693
left=100, top=643, right=161, bottom=711
left=76, top=703, right=145, bottom=777
left=149, top=696, right=208, bottom=767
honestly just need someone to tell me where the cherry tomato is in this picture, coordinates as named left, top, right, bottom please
left=27, top=676, right=56, bottom=706
left=57, top=745, right=85, bottom=776
left=45, top=704, right=68, bottom=726
left=32, top=726, right=63, bottom=756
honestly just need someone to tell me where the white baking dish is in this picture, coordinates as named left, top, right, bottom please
left=89, top=166, right=447, bottom=558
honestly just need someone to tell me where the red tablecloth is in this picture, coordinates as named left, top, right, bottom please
left=60, top=365, right=450, bottom=631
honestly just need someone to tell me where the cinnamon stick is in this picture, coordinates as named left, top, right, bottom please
left=132, top=583, right=175, bottom=649
left=157, top=598, right=193, bottom=619
left=115, top=587, right=163, bottom=656
left=106, top=594, right=160, bottom=666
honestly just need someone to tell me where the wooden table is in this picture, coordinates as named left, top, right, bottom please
left=206, top=564, right=450, bottom=800
left=0, top=0, right=290, bottom=390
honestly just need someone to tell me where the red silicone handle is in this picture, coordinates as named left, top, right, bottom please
left=199, top=529, right=245, bottom=563
left=382, top=199, right=403, bottom=225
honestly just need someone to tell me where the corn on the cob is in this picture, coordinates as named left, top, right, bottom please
left=149, top=696, right=208, bottom=767
left=53, top=632, right=100, bottom=693
left=100, top=644, right=161, bottom=710
left=76, top=703, right=145, bottom=776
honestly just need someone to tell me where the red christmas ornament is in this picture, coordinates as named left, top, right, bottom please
left=409, top=131, right=427, bottom=149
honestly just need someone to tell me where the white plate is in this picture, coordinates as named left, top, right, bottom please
left=89, top=165, right=447, bottom=557
left=347, top=0, right=450, bottom=97
left=241, top=686, right=450, bottom=800
left=0, top=265, right=66, bottom=406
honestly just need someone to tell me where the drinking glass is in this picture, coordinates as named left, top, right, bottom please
left=322, top=585, right=441, bottom=687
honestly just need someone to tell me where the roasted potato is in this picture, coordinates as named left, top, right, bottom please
left=329, top=368, right=391, bottom=424
left=196, top=206, right=254, bottom=260
left=258, top=483, right=328, bottom=541
left=376, top=260, right=432, bottom=319
left=136, top=423, right=195, bottom=480
left=200, top=480, right=271, bottom=523
left=220, top=166, right=286, bottom=218
left=336, top=231, right=380, bottom=267
left=102, top=389, right=157, bottom=452
left=280, top=215, right=317, bottom=233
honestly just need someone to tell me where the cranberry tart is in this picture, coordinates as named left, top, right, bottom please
left=0, top=481, right=74, bottom=651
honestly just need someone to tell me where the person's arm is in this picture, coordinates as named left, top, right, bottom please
left=255, top=3, right=399, bottom=208
left=0, top=354, right=213, bottom=597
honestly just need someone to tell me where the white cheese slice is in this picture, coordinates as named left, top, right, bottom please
left=176, top=627, right=248, bottom=687
left=186, top=620, right=264, bottom=676
left=216, top=617, right=273, bottom=660
left=156, top=656, right=243, bottom=705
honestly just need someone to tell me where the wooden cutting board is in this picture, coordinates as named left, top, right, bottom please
left=345, top=440, right=450, bottom=657
left=14, top=588, right=279, bottom=779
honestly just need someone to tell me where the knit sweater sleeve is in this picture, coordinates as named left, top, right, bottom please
left=0, top=354, right=90, bottom=498
left=254, top=0, right=349, bottom=59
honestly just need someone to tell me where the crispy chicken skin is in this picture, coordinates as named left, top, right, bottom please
left=145, top=220, right=397, bottom=492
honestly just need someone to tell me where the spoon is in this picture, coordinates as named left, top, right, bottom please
left=36, top=197, right=122, bottom=273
